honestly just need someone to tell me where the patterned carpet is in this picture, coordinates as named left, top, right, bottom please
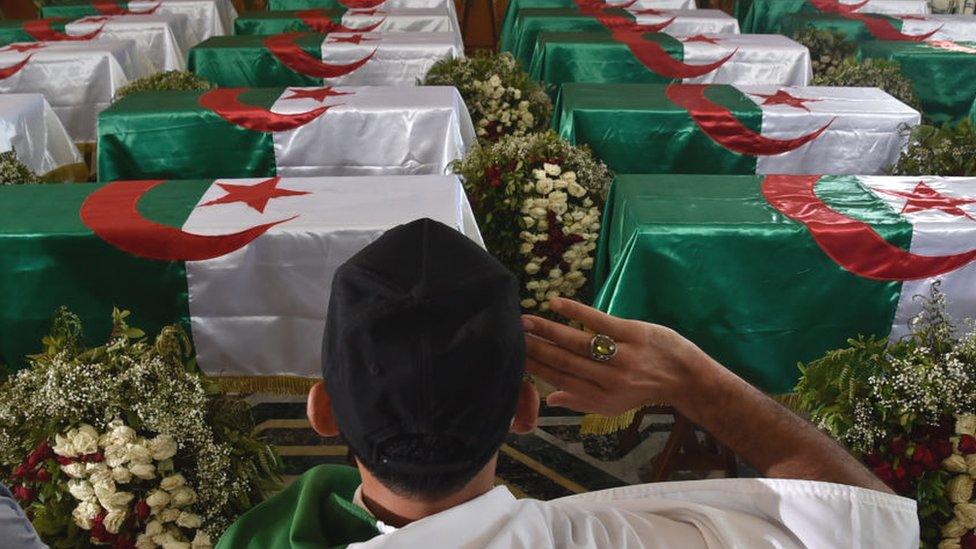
left=250, top=396, right=729, bottom=499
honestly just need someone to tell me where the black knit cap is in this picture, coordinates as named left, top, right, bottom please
left=322, top=218, right=525, bottom=476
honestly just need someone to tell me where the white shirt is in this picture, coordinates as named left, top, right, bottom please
left=349, top=478, right=919, bottom=548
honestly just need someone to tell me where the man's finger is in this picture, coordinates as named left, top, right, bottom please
left=522, top=314, right=592, bottom=358
left=525, top=357, right=603, bottom=398
left=525, top=333, right=619, bottom=388
left=546, top=391, right=600, bottom=414
left=549, top=298, right=640, bottom=341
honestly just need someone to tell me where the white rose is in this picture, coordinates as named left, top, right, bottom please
left=525, top=263, right=540, bottom=275
left=549, top=191, right=568, bottom=204
left=529, top=207, right=547, bottom=219
left=943, top=518, right=968, bottom=538
left=191, top=531, right=213, bottom=548
left=103, top=419, right=136, bottom=447
left=535, top=179, right=554, bottom=195
left=160, top=474, right=186, bottom=492
left=136, top=534, right=155, bottom=549
left=562, top=171, right=577, bottom=182
left=61, top=462, right=86, bottom=479
left=551, top=202, right=568, bottom=215
left=127, top=443, right=152, bottom=464
left=160, top=508, right=181, bottom=523
left=149, top=435, right=176, bottom=461
left=543, top=163, right=561, bottom=176
left=145, top=520, right=165, bottom=537
left=53, top=432, right=77, bottom=457
left=100, top=490, right=134, bottom=511
left=965, top=454, right=976, bottom=475
left=488, top=74, right=501, bottom=87
left=88, top=463, right=113, bottom=487
left=522, top=216, right=535, bottom=228
left=93, top=479, right=117, bottom=502
left=176, top=512, right=202, bottom=529
left=72, top=500, right=100, bottom=530
left=112, top=466, right=133, bottom=484
left=532, top=169, right=547, bottom=180
left=104, top=444, right=129, bottom=468
left=520, top=298, right=537, bottom=308
left=130, top=462, right=156, bottom=480
left=939, top=539, right=962, bottom=549
left=581, top=257, right=594, bottom=270
left=170, top=487, right=197, bottom=507
left=519, top=242, right=534, bottom=254
left=146, top=489, right=171, bottom=509
left=162, top=542, right=190, bottom=549
left=72, top=425, right=99, bottom=455
left=567, top=182, right=587, bottom=198
left=954, top=502, right=976, bottom=528
left=957, top=414, right=976, bottom=436
left=104, top=508, right=127, bottom=534
left=67, top=479, right=95, bottom=501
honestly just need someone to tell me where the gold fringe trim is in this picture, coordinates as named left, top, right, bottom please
left=580, top=408, right=639, bottom=436
left=41, top=162, right=89, bottom=183
left=211, top=375, right=317, bottom=395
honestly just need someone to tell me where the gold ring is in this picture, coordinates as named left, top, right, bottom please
left=590, top=333, right=617, bottom=362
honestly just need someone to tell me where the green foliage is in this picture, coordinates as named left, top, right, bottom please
left=891, top=120, right=976, bottom=176
left=0, top=150, right=39, bottom=185
left=794, top=28, right=857, bottom=75
left=423, top=52, right=552, bottom=141
left=114, top=71, right=214, bottom=102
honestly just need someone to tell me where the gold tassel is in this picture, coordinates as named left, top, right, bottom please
left=579, top=408, right=639, bottom=435
left=211, top=375, right=317, bottom=395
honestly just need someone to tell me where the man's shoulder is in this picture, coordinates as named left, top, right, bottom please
left=216, top=464, right=365, bottom=549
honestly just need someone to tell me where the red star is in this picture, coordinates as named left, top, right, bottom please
left=201, top=177, right=310, bottom=213
left=327, top=34, right=375, bottom=44
left=682, top=34, right=721, bottom=44
left=751, top=89, right=820, bottom=111
left=282, top=86, right=352, bottom=102
left=2, top=43, right=45, bottom=53
left=876, top=181, right=976, bottom=221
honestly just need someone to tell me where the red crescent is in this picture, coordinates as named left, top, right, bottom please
left=339, top=0, right=386, bottom=8
left=264, top=32, right=375, bottom=78
left=762, top=175, right=976, bottom=280
left=296, top=9, right=384, bottom=33
left=808, top=0, right=870, bottom=13
left=199, top=88, right=331, bottom=132
left=92, top=0, right=161, bottom=15
left=615, top=33, right=736, bottom=79
left=666, top=84, right=833, bottom=155
left=0, top=55, right=32, bottom=80
left=80, top=180, right=294, bottom=262
left=23, top=18, right=104, bottom=41
left=843, top=13, right=941, bottom=41
left=598, top=14, right=676, bottom=33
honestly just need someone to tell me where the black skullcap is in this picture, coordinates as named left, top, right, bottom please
left=322, top=218, right=525, bottom=476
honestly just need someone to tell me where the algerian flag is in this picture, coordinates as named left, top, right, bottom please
left=739, top=0, right=929, bottom=33
left=188, top=32, right=463, bottom=88
left=64, top=14, right=194, bottom=71
left=594, top=174, right=976, bottom=396
left=98, top=86, right=476, bottom=181
left=234, top=8, right=458, bottom=36
left=38, top=0, right=237, bottom=42
left=556, top=83, right=919, bottom=175
left=0, top=176, right=482, bottom=388
left=782, top=13, right=976, bottom=43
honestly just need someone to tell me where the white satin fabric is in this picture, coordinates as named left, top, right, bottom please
left=336, top=0, right=461, bottom=31
left=900, top=14, right=976, bottom=40
left=680, top=34, right=811, bottom=85
left=744, top=86, right=920, bottom=174
left=318, top=32, right=463, bottom=86
left=67, top=13, right=193, bottom=71
left=861, top=176, right=976, bottom=339
left=848, top=0, right=930, bottom=14
left=341, top=8, right=459, bottom=35
left=0, top=94, right=82, bottom=176
left=350, top=480, right=918, bottom=548
left=0, top=41, right=151, bottom=142
left=638, top=9, right=740, bottom=34
left=271, top=86, right=476, bottom=176
left=183, top=175, right=483, bottom=380
left=128, top=0, right=237, bottom=42
left=620, top=0, right=698, bottom=9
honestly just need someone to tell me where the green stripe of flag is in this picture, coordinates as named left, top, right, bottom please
left=97, top=90, right=279, bottom=182
left=40, top=1, right=103, bottom=18
left=0, top=21, right=35, bottom=47
left=555, top=83, right=761, bottom=174
left=188, top=34, right=325, bottom=87
left=593, top=174, right=909, bottom=393
left=508, top=8, right=635, bottom=68
left=0, top=180, right=211, bottom=371
left=234, top=10, right=344, bottom=36
left=779, top=13, right=904, bottom=43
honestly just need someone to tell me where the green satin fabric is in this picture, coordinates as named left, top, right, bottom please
left=779, top=13, right=903, bottom=42
left=555, top=83, right=762, bottom=173
left=738, top=0, right=818, bottom=33
left=0, top=181, right=205, bottom=370
left=234, top=10, right=344, bottom=35
left=499, top=0, right=576, bottom=52
left=858, top=41, right=976, bottom=124
left=0, top=21, right=35, bottom=47
left=216, top=465, right=378, bottom=549
left=529, top=31, right=683, bottom=87
left=97, top=89, right=278, bottom=181
left=505, top=8, right=633, bottom=67
left=40, top=1, right=100, bottom=18
left=593, top=174, right=908, bottom=393
left=267, top=0, right=352, bottom=9
left=188, top=34, right=324, bottom=87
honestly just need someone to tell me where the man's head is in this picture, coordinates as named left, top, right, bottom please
left=307, top=218, right=539, bottom=503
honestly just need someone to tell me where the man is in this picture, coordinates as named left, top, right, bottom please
left=218, top=218, right=918, bottom=548
left=0, top=483, right=47, bottom=548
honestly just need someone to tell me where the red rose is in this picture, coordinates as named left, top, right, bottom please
left=889, top=437, right=908, bottom=456
left=485, top=165, right=502, bottom=188
left=872, top=462, right=894, bottom=484
left=962, top=531, right=976, bottom=549
left=908, top=463, right=924, bottom=479
left=12, top=485, right=34, bottom=503
left=893, top=464, right=907, bottom=481
left=34, top=468, right=51, bottom=483
left=114, top=536, right=136, bottom=549
left=26, top=441, right=51, bottom=468
left=912, top=444, right=938, bottom=470
left=932, top=438, right=953, bottom=461
left=11, top=463, right=29, bottom=479
left=959, top=435, right=976, bottom=455
left=56, top=456, right=73, bottom=466
left=135, top=500, right=150, bottom=521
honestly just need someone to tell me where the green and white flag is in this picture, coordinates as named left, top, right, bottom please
left=595, top=174, right=976, bottom=393
left=0, top=176, right=482, bottom=387
left=38, top=0, right=237, bottom=42
left=555, top=84, right=919, bottom=174
left=98, top=86, right=476, bottom=181
left=234, top=8, right=458, bottom=36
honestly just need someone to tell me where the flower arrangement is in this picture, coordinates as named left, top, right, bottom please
left=423, top=52, right=552, bottom=142
left=452, top=131, right=611, bottom=313
left=891, top=120, right=976, bottom=176
left=0, top=308, right=281, bottom=548
left=795, top=285, right=976, bottom=547
left=115, top=71, right=214, bottom=102
left=0, top=149, right=39, bottom=185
